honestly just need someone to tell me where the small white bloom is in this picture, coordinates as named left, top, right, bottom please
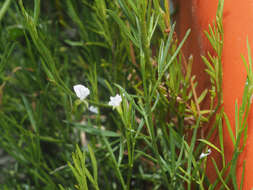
left=89, top=106, right=98, bottom=114
left=108, top=94, right=122, bottom=108
left=73, top=84, right=90, bottom=100
left=199, top=148, right=211, bottom=159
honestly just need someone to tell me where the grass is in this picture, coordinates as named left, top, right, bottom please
left=0, top=0, right=251, bottom=189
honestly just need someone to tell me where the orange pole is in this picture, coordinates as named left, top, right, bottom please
left=174, top=0, right=253, bottom=189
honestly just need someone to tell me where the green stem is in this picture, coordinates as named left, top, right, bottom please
left=0, top=0, right=12, bottom=22
left=126, top=165, right=133, bottom=190
left=34, top=0, right=40, bottom=25
left=144, top=109, right=170, bottom=189
left=139, top=1, right=150, bottom=98
left=103, top=136, right=127, bottom=190
left=127, top=137, right=133, bottom=190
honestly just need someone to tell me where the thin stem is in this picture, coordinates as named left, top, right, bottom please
left=34, top=0, right=40, bottom=24
left=144, top=110, right=170, bottom=189
left=0, top=0, right=12, bottom=22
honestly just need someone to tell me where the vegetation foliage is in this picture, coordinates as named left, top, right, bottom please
left=0, top=0, right=251, bottom=189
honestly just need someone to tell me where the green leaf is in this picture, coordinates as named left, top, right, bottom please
left=88, top=144, right=98, bottom=185
left=21, top=95, right=38, bottom=133
left=68, top=121, right=121, bottom=137
left=197, top=139, right=221, bottom=153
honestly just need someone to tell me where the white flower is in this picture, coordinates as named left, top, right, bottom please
left=73, top=84, right=90, bottom=100
left=89, top=106, right=98, bottom=114
left=108, top=94, right=122, bottom=108
left=199, top=148, right=211, bottom=159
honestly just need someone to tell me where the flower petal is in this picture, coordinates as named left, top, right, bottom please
left=89, top=106, right=98, bottom=114
left=199, top=149, right=212, bottom=159
left=108, top=94, right=122, bottom=108
left=73, top=84, right=90, bottom=100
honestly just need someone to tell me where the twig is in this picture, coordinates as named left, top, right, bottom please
left=164, top=28, right=201, bottom=117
